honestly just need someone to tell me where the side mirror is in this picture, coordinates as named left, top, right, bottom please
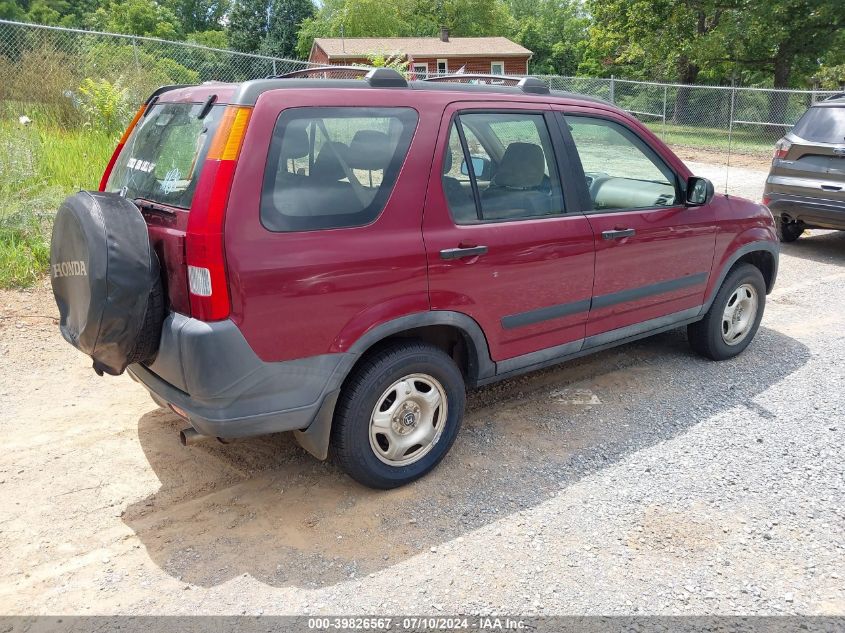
left=686, top=176, right=715, bottom=206
left=460, top=155, right=490, bottom=179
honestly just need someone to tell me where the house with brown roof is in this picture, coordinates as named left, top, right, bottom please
left=308, top=29, right=533, bottom=77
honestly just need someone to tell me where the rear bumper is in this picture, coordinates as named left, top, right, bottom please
left=127, top=313, right=353, bottom=439
left=765, top=191, right=845, bottom=230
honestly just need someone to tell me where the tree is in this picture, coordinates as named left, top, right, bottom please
left=709, top=0, right=842, bottom=124
left=261, top=0, right=315, bottom=58
left=227, top=0, right=269, bottom=52
left=296, top=0, right=416, bottom=58
left=164, top=0, right=228, bottom=33
left=721, top=0, right=842, bottom=87
left=89, top=0, right=182, bottom=39
left=436, top=0, right=514, bottom=37
left=508, top=0, right=588, bottom=75
left=582, top=0, right=743, bottom=122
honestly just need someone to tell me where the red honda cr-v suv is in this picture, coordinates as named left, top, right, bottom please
left=50, top=68, right=778, bottom=488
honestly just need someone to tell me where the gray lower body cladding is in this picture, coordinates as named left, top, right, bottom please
left=765, top=192, right=845, bottom=230
left=127, top=313, right=352, bottom=439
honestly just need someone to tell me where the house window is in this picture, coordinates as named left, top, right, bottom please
left=412, top=63, right=428, bottom=79
left=437, top=59, right=448, bottom=75
left=490, top=61, right=505, bottom=75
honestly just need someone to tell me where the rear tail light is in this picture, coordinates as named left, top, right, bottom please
left=99, top=104, right=146, bottom=191
left=773, top=138, right=792, bottom=161
left=185, top=105, right=252, bottom=321
left=761, top=195, right=770, bottom=206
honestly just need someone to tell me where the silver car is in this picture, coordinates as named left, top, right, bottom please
left=763, top=95, right=845, bottom=242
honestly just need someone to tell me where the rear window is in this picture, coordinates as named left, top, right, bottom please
left=261, top=107, right=418, bottom=232
left=791, top=106, right=845, bottom=143
left=105, top=102, right=223, bottom=209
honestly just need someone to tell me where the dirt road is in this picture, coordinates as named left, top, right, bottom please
left=1, top=229, right=844, bottom=615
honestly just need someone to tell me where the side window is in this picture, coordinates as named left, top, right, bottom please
left=564, top=116, right=678, bottom=211
left=441, top=112, right=565, bottom=224
left=261, top=107, right=418, bottom=232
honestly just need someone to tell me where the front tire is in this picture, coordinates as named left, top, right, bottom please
left=331, top=341, right=466, bottom=489
left=688, top=263, right=766, bottom=361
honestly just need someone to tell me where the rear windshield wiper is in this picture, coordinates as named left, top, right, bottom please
left=134, top=198, right=177, bottom=216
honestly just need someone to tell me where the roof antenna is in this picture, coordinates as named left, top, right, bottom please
left=341, top=25, right=345, bottom=53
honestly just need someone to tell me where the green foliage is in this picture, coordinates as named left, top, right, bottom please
left=509, top=0, right=588, bottom=75
left=0, top=207, right=51, bottom=288
left=581, top=0, right=843, bottom=88
left=186, top=29, right=228, bottom=48
left=88, top=0, right=182, bottom=39
left=295, top=0, right=514, bottom=59
left=261, top=0, right=315, bottom=58
left=0, top=44, right=82, bottom=127
left=367, top=52, right=409, bottom=76
left=77, top=77, right=130, bottom=134
left=0, top=119, right=114, bottom=287
left=227, top=0, right=268, bottom=52
left=163, top=0, right=228, bottom=33
left=296, top=0, right=414, bottom=58
left=82, top=41, right=200, bottom=104
left=814, top=64, right=845, bottom=90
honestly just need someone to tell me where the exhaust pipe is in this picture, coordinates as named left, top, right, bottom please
left=180, top=427, right=203, bottom=446
left=179, top=428, right=229, bottom=446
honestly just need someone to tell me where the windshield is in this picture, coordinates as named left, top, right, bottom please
left=791, top=106, right=845, bottom=143
left=106, top=102, right=223, bottom=209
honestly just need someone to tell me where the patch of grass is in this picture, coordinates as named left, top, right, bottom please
left=0, top=119, right=115, bottom=288
left=642, top=120, right=780, bottom=157
left=0, top=207, right=53, bottom=288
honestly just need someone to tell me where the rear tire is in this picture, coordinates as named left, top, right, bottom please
left=331, top=341, right=465, bottom=489
left=688, top=263, right=766, bottom=361
left=776, top=217, right=804, bottom=242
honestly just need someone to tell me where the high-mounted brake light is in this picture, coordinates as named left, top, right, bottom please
left=185, top=105, right=252, bottom=321
left=773, top=138, right=792, bottom=161
left=98, top=104, right=146, bottom=191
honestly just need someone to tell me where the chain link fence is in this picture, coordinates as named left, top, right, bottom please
left=1, top=18, right=841, bottom=208
left=545, top=75, right=838, bottom=156
left=0, top=18, right=318, bottom=120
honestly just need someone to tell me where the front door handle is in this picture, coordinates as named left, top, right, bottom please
left=602, top=228, right=636, bottom=240
left=440, top=245, right=488, bottom=260
left=821, top=184, right=842, bottom=192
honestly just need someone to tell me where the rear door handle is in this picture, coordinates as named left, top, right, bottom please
left=821, top=185, right=842, bottom=191
left=602, top=228, right=636, bottom=240
left=440, top=245, right=488, bottom=260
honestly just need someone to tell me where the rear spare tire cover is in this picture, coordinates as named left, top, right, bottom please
left=50, top=191, right=164, bottom=375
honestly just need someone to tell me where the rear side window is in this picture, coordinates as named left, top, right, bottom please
left=442, top=112, right=565, bottom=224
left=791, top=106, right=845, bottom=143
left=261, top=107, right=418, bottom=232
left=106, top=102, right=223, bottom=209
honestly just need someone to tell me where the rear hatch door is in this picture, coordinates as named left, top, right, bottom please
left=103, top=98, right=227, bottom=315
left=771, top=104, right=845, bottom=202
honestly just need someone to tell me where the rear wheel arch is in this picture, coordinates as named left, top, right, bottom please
left=293, top=312, right=494, bottom=461
left=345, top=312, right=495, bottom=387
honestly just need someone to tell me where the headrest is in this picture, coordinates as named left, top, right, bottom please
left=279, top=124, right=309, bottom=159
left=443, top=147, right=453, bottom=174
left=311, top=142, right=348, bottom=182
left=494, top=142, right=545, bottom=189
left=347, top=130, right=393, bottom=171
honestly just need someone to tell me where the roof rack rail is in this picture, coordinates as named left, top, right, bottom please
left=824, top=92, right=845, bottom=101
left=422, top=73, right=550, bottom=95
left=268, top=65, right=408, bottom=88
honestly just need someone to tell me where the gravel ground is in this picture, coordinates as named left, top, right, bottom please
left=1, top=167, right=843, bottom=616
